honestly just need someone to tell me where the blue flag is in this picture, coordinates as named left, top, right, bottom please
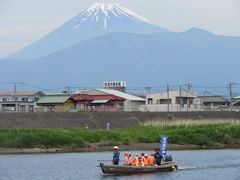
left=160, top=136, right=168, bottom=158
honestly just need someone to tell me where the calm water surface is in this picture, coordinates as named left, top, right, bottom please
left=0, top=150, right=239, bottom=180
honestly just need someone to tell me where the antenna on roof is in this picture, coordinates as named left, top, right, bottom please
left=63, top=86, right=72, bottom=95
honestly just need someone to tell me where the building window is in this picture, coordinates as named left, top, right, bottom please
left=20, top=105, right=26, bottom=112
left=47, top=106, right=55, bottom=112
left=29, top=105, right=34, bottom=112
left=189, top=99, right=193, bottom=105
left=22, top=98, right=28, bottom=102
left=34, top=98, right=39, bottom=102
left=147, top=98, right=153, bottom=104
left=160, top=99, right=172, bottom=104
left=176, top=97, right=180, bottom=104
left=2, top=98, right=9, bottom=102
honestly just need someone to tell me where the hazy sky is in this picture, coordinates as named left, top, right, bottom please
left=0, top=0, right=239, bottom=58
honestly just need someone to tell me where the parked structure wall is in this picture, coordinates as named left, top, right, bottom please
left=0, top=112, right=240, bottom=129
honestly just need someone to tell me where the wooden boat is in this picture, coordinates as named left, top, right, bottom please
left=99, top=162, right=178, bottom=175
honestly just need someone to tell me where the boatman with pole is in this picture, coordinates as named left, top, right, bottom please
left=112, top=146, right=120, bottom=165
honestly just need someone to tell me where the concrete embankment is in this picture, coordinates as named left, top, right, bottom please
left=0, top=112, right=240, bottom=129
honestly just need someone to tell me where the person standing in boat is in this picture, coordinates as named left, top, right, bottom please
left=154, top=148, right=163, bottom=165
left=112, top=146, right=120, bottom=165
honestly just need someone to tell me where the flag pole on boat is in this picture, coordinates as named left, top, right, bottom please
left=160, top=136, right=168, bottom=159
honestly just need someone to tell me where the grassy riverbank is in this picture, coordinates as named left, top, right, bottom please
left=0, top=123, right=239, bottom=149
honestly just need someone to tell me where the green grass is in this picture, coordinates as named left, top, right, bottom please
left=0, top=123, right=239, bottom=148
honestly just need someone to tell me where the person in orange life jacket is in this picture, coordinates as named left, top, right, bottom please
left=132, top=155, right=139, bottom=166
left=154, top=148, right=163, bottom=165
left=112, top=146, right=120, bottom=165
left=141, top=153, right=145, bottom=159
left=143, top=154, right=149, bottom=166
left=138, top=157, right=144, bottom=167
left=127, top=154, right=133, bottom=165
left=148, top=154, right=155, bottom=166
left=124, top=153, right=129, bottom=165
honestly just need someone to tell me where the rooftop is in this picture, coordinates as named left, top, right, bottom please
left=72, top=94, right=125, bottom=101
left=37, top=96, right=72, bottom=104
left=0, top=91, right=43, bottom=96
left=96, top=88, right=145, bottom=101
left=198, top=96, right=229, bottom=103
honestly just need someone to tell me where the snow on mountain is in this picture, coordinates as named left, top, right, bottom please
left=74, top=3, right=152, bottom=29
left=7, top=3, right=168, bottom=59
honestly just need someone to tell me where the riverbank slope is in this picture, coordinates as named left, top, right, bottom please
left=0, top=123, right=239, bottom=154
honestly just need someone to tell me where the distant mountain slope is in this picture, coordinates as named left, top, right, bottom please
left=7, top=3, right=168, bottom=59
left=1, top=29, right=240, bottom=89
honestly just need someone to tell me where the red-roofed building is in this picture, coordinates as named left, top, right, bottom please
left=72, top=94, right=125, bottom=112
left=0, top=91, right=44, bottom=112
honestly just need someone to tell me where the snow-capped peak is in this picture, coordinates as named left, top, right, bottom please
left=85, top=3, right=151, bottom=23
left=72, top=2, right=152, bottom=30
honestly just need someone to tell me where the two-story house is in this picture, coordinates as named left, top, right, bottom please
left=141, top=90, right=199, bottom=112
left=0, top=91, right=44, bottom=112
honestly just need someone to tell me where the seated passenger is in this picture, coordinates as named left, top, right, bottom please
left=148, top=154, right=155, bottom=166
left=127, top=154, right=133, bottom=165
left=132, top=155, right=139, bottom=166
left=138, top=157, right=144, bottom=167
left=143, top=154, right=149, bottom=166
left=124, top=153, right=129, bottom=165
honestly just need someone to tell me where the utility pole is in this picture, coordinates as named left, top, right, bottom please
left=204, top=91, right=209, bottom=96
left=185, top=83, right=192, bottom=91
left=14, top=83, right=17, bottom=94
left=167, top=84, right=170, bottom=113
left=184, top=83, right=192, bottom=112
left=179, top=85, right=182, bottom=112
left=228, top=82, right=235, bottom=112
left=13, top=82, right=23, bottom=94
left=64, top=87, right=72, bottom=95
left=146, top=87, right=152, bottom=95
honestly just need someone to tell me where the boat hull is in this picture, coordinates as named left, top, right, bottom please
left=100, top=162, right=178, bottom=175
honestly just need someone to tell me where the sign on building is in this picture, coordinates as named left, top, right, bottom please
left=104, top=81, right=126, bottom=92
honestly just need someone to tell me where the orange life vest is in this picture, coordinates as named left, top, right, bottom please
left=127, top=157, right=133, bottom=165
left=144, top=157, right=149, bottom=166
left=132, top=157, right=139, bottom=166
left=148, top=155, right=155, bottom=165
left=138, top=160, right=144, bottom=167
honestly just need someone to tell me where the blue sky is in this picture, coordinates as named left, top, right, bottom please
left=0, top=0, right=239, bottom=58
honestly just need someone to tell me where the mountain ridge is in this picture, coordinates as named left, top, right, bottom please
left=1, top=31, right=240, bottom=90
left=7, top=3, right=168, bottom=60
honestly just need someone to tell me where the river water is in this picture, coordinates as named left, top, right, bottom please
left=0, top=150, right=239, bottom=180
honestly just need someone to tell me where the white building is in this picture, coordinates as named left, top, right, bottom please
left=141, top=90, right=200, bottom=112
left=77, top=88, right=145, bottom=111
left=0, top=91, right=44, bottom=112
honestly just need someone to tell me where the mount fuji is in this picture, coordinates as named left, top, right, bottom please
left=7, top=3, right=168, bottom=59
